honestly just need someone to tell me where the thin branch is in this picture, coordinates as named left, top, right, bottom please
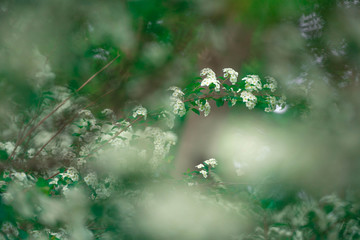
left=7, top=54, right=120, bottom=162
left=31, top=88, right=116, bottom=161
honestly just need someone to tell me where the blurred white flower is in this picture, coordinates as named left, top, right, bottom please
left=242, top=75, right=262, bottom=92
left=132, top=105, right=148, bottom=119
left=264, top=76, right=278, bottom=92
left=240, top=91, right=257, bottom=109
left=199, top=170, right=208, bottom=178
left=200, top=68, right=221, bottom=91
left=196, top=99, right=211, bottom=117
left=223, top=68, right=238, bottom=85
left=170, top=98, right=186, bottom=117
left=195, top=163, right=205, bottom=169
left=204, top=158, right=217, bottom=168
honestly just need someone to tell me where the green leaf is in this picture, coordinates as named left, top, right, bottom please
left=215, top=98, right=224, bottom=107
left=191, top=108, right=200, bottom=115
left=36, top=178, right=48, bottom=188
left=0, top=149, right=9, bottom=161
left=223, top=83, right=230, bottom=91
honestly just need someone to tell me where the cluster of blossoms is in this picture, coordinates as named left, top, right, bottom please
left=168, top=68, right=285, bottom=115
left=169, top=86, right=186, bottom=117
left=265, top=95, right=277, bottom=112
left=142, top=127, right=178, bottom=166
left=83, top=172, right=114, bottom=200
left=200, top=68, right=221, bottom=91
left=195, top=158, right=218, bottom=178
left=0, top=141, right=16, bottom=156
left=223, top=68, right=239, bottom=85
left=242, top=75, right=262, bottom=92
left=132, top=105, right=148, bottom=119
left=240, top=91, right=257, bottom=109
left=0, top=63, right=288, bottom=239
left=60, top=167, right=79, bottom=183
left=195, top=99, right=211, bottom=117
left=263, top=76, right=278, bottom=92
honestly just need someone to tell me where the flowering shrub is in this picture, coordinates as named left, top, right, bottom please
left=0, top=64, right=358, bottom=240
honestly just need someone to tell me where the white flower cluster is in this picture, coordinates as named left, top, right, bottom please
left=204, top=158, right=217, bottom=167
left=195, top=158, right=218, bottom=178
left=99, top=120, right=133, bottom=148
left=143, top=127, right=177, bottom=166
left=60, top=167, right=79, bottom=182
left=240, top=91, right=257, bottom=109
left=200, top=68, right=221, bottom=92
left=132, top=105, right=147, bottom=119
left=265, top=96, right=277, bottom=112
left=160, top=110, right=175, bottom=129
left=242, top=75, right=262, bottom=92
left=169, top=86, right=186, bottom=117
left=0, top=141, right=16, bottom=155
left=229, top=88, right=242, bottom=106
left=78, top=109, right=100, bottom=132
left=84, top=172, right=98, bottom=188
left=1, top=222, right=19, bottom=239
left=199, top=170, right=208, bottom=178
left=4, top=171, right=35, bottom=188
left=263, top=76, right=278, bottom=92
left=195, top=99, right=211, bottom=117
left=101, top=108, right=114, bottom=117
left=83, top=172, right=114, bottom=200
left=169, top=86, right=184, bottom=98
left=278, top=95, right=287, bottom=108
left=223, top=68, right=238, bottom=85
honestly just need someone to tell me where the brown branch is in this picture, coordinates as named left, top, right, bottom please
left=46, top=168, right=67, bottom=181
left=30, top=88, right=116, bottom=161
left=7, top=54, right=120, bottom=162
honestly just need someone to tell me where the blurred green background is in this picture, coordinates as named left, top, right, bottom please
left=1, top=0, right=360, bottom=239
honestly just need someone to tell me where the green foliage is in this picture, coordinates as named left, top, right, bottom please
left=0, top=0, right=360, bottom=239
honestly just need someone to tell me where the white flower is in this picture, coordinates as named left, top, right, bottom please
left=168, top=86, right=186, bottom=117
left=0, top=141, right=15, bottom=155
left=240, top=91, right=257, bottom=109
left=27, top=148, right=35, bottom=158
left=84, top=172, right=98, bottom=188
left=49, top=177, right=59, bottom=185
left=200, top=68, right=221, bottom=92
left=195, top=163, right=205, bottom=169
left=101, top=108, right=114, bottom=116
left=12, top=172, right=27, bottom=182
left=170, top=98, right=186, bottom=117
left=161, top=110, right=175, bottom=129
left=265, top=95, right=277, bottom=112
left=204, top=158, right=217, bottom=168
left=263, top=76, right=278, bottom=92
left=223, top=68, right=238, bottom=85
left=61, top=167, right=79, bottom=182
left=199, top=170, right=208, bottom=178
left=132, top=105, right=147, bottom=119
left=242, top=75, right=262, bottom=92
left=277, top=95, right=287, bottom=108
left=168, top=86, right=185, bottom=98
left=195, top=99, right=211, bottom=117
left=79, top=109, right=93, bottom=118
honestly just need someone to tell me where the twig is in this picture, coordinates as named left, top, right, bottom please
left=31, top=88, right=116, bottom=161
left=7, top=54, right=120, bottom=161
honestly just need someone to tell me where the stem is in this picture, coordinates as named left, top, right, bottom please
left=31, top=88, right=116, bottom=161
left=7, top=54, right=120, bottom=162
